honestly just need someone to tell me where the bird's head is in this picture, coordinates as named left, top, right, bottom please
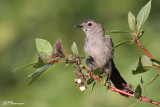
left=74, top=19, right=105, bottom=36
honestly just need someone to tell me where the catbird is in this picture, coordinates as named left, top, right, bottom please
left=74, top=19, right=133, bottom=96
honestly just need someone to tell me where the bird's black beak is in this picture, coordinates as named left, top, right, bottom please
left=73, top=24, right=82, bottom=28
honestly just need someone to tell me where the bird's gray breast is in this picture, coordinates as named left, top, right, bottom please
left=84, top=35, right=113, bottom=70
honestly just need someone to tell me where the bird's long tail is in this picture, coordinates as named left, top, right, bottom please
left=110, top=60, right=134, bottom=97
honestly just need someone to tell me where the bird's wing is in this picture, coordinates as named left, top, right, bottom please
left=105, top=35, right=114, bottom=58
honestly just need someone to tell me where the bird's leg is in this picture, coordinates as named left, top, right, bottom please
left=106, top=75, right=111, bottom=89
left=103, top=67, right=111, bottom=90
left=104, top=62, right=112, bottom=89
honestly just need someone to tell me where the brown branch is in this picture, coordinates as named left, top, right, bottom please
left=135, top=33, right=160, bottom=70
left=54, top=58, right=160, bottom=105
left=111, top=87, right=160, bottom=106
left=58, top=43, right=160, bottom=106
left=136, top=39, right=153, bottom=59
left=81, top=63, right=160, bottom=106
left=82, top=66, right=101, bottom=83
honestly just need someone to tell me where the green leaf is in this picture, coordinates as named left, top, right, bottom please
left=28, top=64, right=52, bottom=86
left=136, top=1, right=151, bottom=31
left=112, top=40, right=130, bottom=49
left=141, top=55, right=152, bottom=64
left=35, top=38, right=53, bottom=56
left=33, top=56, right=45, bottom=68
left=137, top=30, right=145, bottom=39
left=13, top=62, right=37, bottom=72
left=71, top=42, right=78, bottom=55
left=91, top=82, right=96, bottom=91
left=128, top=11, right=136, bottom=31
left=92, top=67, right=102, bottom=75
left=38, top=52, right=52, bottom=63
left=146, top=73, right=160, bottom=86
left=151, top=59, right=160, bottom=66
left=87, top=77, right=94, bottom=85
left=132, top=55, right=152, bottom=75
left=134, top=84, right=142, bottom=99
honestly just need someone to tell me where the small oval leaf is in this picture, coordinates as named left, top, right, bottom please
left=28, top=64, right=52, bottom=86
left=136, top=1, right=151, bottom=31
left=137, top=30, right=145, bottom=39
left=128, top=11, right=135, bottom=31
left=38, top=52, right=52, bottom=63
left=134, top=84, right=142, bottom=99
left=71, top=42, right=78, bottom=56
left=87, top=77, right=94, bottom=85
left=92, top=67, right=102, bottom=75
left=91, top=82, right=96, bottom=91
left=132, top=55, right=152, bottom=75
left=35, top=38, right=53, bottom=56
left=33, top=56, right=45, bottom=68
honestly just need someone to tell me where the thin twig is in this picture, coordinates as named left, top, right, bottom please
left=56, top=43, right=160, bottom=105
left=81, top=62, right=160, bottom=106
left=82, top=66, right=101, bottom=83
left=135, top=33, right=160, bottom=70
left=111, top=87, right=160, bottom=106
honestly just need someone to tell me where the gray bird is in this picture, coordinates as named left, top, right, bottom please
left=74, top=19, right=133, bottom=96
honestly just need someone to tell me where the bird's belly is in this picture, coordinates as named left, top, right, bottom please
left=84, top=42, right=110, bottom=69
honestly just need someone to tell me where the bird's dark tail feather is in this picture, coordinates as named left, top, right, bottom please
left=110, top=60, right=134, bottom=97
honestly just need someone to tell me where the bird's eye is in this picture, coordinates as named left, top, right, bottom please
left=88, top=23, right=92, bottom=26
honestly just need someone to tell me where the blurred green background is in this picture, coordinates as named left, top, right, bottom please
left=0, top=0, right=160, bottom=107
